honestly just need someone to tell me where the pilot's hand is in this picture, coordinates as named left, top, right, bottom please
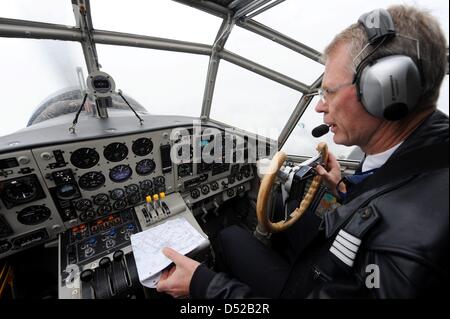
left=315, top=151, right=343, bottom=196
left=156, top=247, right=200, bottom=298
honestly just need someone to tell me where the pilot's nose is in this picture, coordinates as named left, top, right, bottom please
left=314, top=99, right=328, bottom=114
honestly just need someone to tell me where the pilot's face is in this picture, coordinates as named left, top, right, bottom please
left=315, top=43, right=383, bottom=149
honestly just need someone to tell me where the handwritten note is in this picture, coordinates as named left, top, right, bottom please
left=130, top=217, right=207, bottom=288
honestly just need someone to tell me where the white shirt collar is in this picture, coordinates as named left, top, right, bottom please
left=361, top=141, right=403, bottom=173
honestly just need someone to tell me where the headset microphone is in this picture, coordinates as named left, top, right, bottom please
left=311, top=124, right=330, bottom=138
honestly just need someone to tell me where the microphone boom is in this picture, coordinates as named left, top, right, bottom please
left=311, top=124, right=330, bottom=137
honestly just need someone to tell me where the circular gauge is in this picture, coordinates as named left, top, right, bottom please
left=93, top=193, right=109, bottom=205
left=210, top=181, right=219, bottom=191
left=4, top=180, right=38, bottom=204
left=78, top=171, right=105, bottom=191
left=109, top=165, right=132, bottom=183
left=132, top=138, right=153, bottom=156
left=17, top=205, right=51, bottom=225
left=70, top=148, right=99, bottom=169
left=87, top=71, right=115, bottom=97
left=201, top=185, right=210, bottom=195
left=79, top=209, right=95, bottom=222
left=125, top=184, right=139, bottom=195
left=97, top=205, right=112, bottom=216
left=113, top=200, right=127, bottom=210
left=153, top=176, right=165, bottom=187
left=74, top=199, right=92, bottom=211
left=191, top=189, right=200, bottom=199
left=110, top=188, right=125, bottom=200
left=127, top=194, right=141, bottom=205
left=139, top=180, right=153, bottom=193
left=135, top=159, right=156, bottom=176
left=103, top=142, right=128, bottom=162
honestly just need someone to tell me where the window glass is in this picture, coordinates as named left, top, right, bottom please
left=0, top=0, right=74, bottom=25
left=210, top=61, right=302, bottom=140
left=226, top=26, right=324, bottom=85
left=0, top=38, right=88, bottom=137
left=96, top=44, right=209, bottom=117
left=90, top=0, right=222, bottom=44
left=254, top=0, right=449, bottom=53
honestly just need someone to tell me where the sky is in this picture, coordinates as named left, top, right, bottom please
left=0, top=0, right=448, bottom=159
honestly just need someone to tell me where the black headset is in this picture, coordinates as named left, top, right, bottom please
left=353, top=9, right=423, bottom=121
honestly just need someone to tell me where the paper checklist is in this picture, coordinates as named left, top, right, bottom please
left=130, top=217, right=208, bottom=288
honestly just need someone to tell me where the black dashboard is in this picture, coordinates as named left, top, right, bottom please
left=0, top=111, right=280, bottom=298
left=0, top=112, right=273, bottom=260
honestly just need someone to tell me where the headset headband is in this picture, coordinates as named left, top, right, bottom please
left=358, top=9, right=396, bottom=45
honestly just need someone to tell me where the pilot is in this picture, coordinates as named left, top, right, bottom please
left=156, top=5, right=449, bottom=298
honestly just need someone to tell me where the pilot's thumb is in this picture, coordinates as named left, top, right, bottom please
left=162, top=247, right=184, bottom=264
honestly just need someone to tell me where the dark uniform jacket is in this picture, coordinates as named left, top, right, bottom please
left=190, top=110, right=449, bottom=299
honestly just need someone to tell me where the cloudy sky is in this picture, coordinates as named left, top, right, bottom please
left=0, top=0, right=448, bottom=158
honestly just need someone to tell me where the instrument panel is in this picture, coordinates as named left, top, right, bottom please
left=0, top=149, right=63, bottom=256
left=32, top=129, right=175, bottom=228
left=0, top=124, right=262, bottom=259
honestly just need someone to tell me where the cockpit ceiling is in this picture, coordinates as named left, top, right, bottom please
left=208, top=0, right=242, bottom=7
left=173, top=0, right=260, bottom=17
left=176, top=0, right=253, bottom=9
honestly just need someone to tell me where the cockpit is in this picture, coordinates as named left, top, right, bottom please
left=0, top=0, right=448, bottom=300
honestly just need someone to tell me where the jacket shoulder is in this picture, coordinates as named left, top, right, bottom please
left=367, top=168, right=448, bottom=261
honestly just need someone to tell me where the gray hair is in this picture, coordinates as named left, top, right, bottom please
left=323, top=5, right=448, bottom=112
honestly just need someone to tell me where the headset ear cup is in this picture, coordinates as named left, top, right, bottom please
left=358, top=55, right=421, bottom=120
left=383, top=103, right=409, bottom=120
left=355, top=9, right=424, bottom=121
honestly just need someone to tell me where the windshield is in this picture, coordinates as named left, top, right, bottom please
left=0, top=0, right=448, bottom=160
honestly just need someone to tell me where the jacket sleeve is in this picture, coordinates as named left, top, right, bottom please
left=190, top=264, right=258, bottom=299
left=190, top=264, right=373, bottom=299
left=190, top=249, right=444, bottom=299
